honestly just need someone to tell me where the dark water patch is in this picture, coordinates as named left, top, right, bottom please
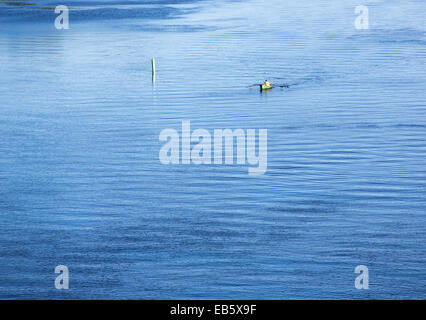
left=0, top=0, right=209, bottom=23
left=391, top=123, right=426, bottom=129
left=0, top=6, right=180, bottom=22
left=0, top=1, right=34, bottom=6
left=268, top=199, right=339, bottom=215
left=346, top=28, right=426, bottom=45
left=117, top=23, right=217, bottom=33
left=379, top=39, right=426, bottom=45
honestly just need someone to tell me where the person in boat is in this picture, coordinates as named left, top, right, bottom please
left=264, top=80, right=272, bottom=87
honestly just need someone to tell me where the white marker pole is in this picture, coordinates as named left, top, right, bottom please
left=152, top=58, right=156, bottom=82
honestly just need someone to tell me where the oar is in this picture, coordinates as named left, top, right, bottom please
left=248, top=84, right=262, bottom=87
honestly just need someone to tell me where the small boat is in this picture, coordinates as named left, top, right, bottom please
left=249, top=81, right=288, bottom=91
left=260, top=84, right=273, bottom=91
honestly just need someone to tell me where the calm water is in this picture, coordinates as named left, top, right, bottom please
left=0, top=0, right=425, bottom=299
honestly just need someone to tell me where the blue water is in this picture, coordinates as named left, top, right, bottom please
left=0, top=0, right=425, bottom=299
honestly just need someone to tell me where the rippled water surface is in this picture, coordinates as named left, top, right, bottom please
left=0, top=0, right=425, bottom=299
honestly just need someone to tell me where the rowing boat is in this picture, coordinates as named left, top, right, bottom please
left=261, top=84, right=273, bottom=91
